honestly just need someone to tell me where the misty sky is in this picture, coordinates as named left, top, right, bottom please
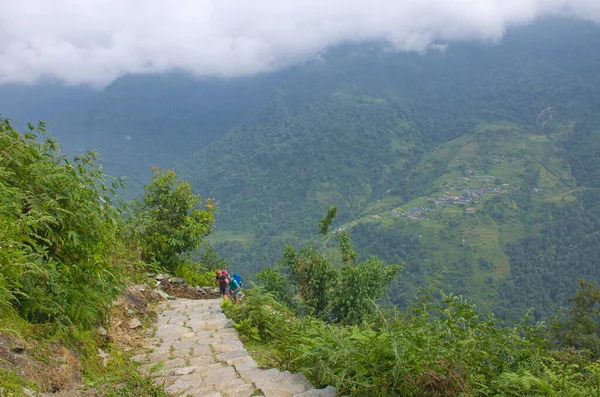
left=1, top=0, right=600, bottom=87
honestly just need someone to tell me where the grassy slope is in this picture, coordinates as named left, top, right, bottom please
left=339, top=121, right=576, bottom=310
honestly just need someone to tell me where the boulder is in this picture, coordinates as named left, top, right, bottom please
left=129, top=318, right=143, bottom=329
left=168, top=277, right=187, bottom=284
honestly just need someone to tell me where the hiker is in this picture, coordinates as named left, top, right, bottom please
left=215, top=269, right=229, bottom=299
left=229, top=273, right=243, bottom=303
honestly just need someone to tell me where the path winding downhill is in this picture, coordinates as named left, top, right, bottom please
left=132, top=298, right=336, bottom=397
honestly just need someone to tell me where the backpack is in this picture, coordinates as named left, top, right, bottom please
left=230, top=277, right=240, bottom=291
left=233, top=273, right=243, bottom=287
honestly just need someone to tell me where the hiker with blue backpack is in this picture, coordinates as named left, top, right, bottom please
left=229, top=273, right=243, bottom=303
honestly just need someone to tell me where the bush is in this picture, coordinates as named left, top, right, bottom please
left=225, top=288, right=600, bottom=396
left=133, top=168, right=215, bottom=270
left=0, top=119, right=122, bottom=330
left=174, top=262, right=215, bottom=286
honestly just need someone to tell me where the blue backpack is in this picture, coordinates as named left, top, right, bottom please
left=233, top=273, right=243, bottom=287
left=230, top=277, right=240, bottom=291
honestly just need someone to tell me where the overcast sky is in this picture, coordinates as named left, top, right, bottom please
left=1, top=0, right=599, bottom=87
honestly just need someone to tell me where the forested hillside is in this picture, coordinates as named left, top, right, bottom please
left=176, top=18, right=600, bottom=319
left=2, top=18, right=600, bottom=320
left=5, top=119, right=600, bottom=396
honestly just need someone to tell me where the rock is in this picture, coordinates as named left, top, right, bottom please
left=172, top=366, right=199, bottom=376
left=98, top=326, right=108, bottom=336
left=154, top=289, right=170, bottom=300
left=128, top=284, right=148, bottom=293
left=98, top=348, right=110, bottom=366
left=11, top=340, right=25, bottom=354
left=22, top=387, right=37, bottom=396
left=155, top=273, right=170, bottom=281
left=216, top=350, right=249, bottom=362
left=129, top=318, right=143, bottom=329
left=131, top=353, right=148, bottom=363
left=254, top=371, right=313, bottom=397
left=293, top=386, right=337, bottom=397
left=125, top=293, right=148, bottom=314
left=223, top=382, right=257, bottom=397
left=142, top=298, right=335, bottom=397
left=169, top=277, right=187, bottom=284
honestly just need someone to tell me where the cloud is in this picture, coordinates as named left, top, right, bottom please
left=1, top=0, right=599, bottom=86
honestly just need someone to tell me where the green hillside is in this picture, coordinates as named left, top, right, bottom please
left=176, top=19, right=600, bottom=319
left=2, top=18, right=600, bottom=320
left=339, top=121, right=575, bottom=310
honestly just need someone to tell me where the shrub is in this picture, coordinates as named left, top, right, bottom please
left=133, top=168, right=215, bottom=270
left=0, top=119, right=122, bottom=330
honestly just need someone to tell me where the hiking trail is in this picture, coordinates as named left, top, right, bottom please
left=132, top=298, right=336, bottom=397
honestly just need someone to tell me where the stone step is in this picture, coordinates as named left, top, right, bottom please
left=243, top=367, right=281, bottom=383
left=185, top=390, right=223, bottom=397
left=221, top=382, right=258, bottom=397
left=145, top=298, right=334, bottom=397
left=216, top=349, right=250, bottom=362
left=254, top=371, right=314, bottom=397
left=293, top=386, right=337, bottom=397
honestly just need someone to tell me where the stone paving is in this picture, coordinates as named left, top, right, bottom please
left=132, top=298, right=336, bottom=397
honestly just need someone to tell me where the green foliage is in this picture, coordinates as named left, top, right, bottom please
left=83, top=345, right=169, bottom=397
left=332, top=257, right=399, bottom=324
left=555, top=280, right=600, bottom=358
left=223, top=289, right=294, bottom=342
left=194, top=241, right=230, bottom=270
left=258, top=211, right=400, bottom=324
left=255, top=268, right=297, bottom=310
left=174, top=263, right=215, bottom=287
left=318, top=206, right=337, bottom=236
left=168, top=20, right=600, bottom=320
left=0, top=368, right=31, bottom=396
left=225, top=288, right=600, bottom=396
left=284, top=244, right=337, bottom=316
left=134, top=168, right=215, bottom=270
left=337, top=230, right=358, bottom=267
left=172, top=241, right=230, bottom=286
left=0, top=119, right=122, bottom=330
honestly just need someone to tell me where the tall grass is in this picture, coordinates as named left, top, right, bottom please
left=225, top=289, right=600, bottom=396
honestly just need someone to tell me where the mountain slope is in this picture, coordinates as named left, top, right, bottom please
left=177, top=18, right=600, bottom=317
left=2, top=18, right=600, bottom=319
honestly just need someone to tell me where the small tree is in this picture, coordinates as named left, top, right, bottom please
left=318, top=205, right=338, bottom=236
left=259, top=207, right=400, bottom=324
left=555, top=280, right=600, bottom=358
left=137, top=168, right=215, bottom=270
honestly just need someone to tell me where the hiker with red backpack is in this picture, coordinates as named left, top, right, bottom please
left=215, top=269, right=229, bottom=299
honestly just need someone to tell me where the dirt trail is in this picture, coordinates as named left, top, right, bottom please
left=132, top=298, right=336, bottom=397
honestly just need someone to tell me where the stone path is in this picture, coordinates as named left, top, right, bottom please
left=132, top=298, right=336, bottom=397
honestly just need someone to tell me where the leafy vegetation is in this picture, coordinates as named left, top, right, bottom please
left=256, top=210, right=400, bottom=325
left=133, top=167, right=215, bottom=270
left=4, top=17, right=600, bottom=396
left=0, top=118, right=122, bottom=330
left=0, top=120, right=214, bottom=394
left=167, top=19, right=600, bottom=320
left=225, top=285, right=600, bottom=396
left=222, top=212, right=600, bottom=396
left=5, top=19, right=600, bottom=320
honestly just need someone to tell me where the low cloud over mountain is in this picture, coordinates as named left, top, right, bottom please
left=2, top=0, right=600, bottom=86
